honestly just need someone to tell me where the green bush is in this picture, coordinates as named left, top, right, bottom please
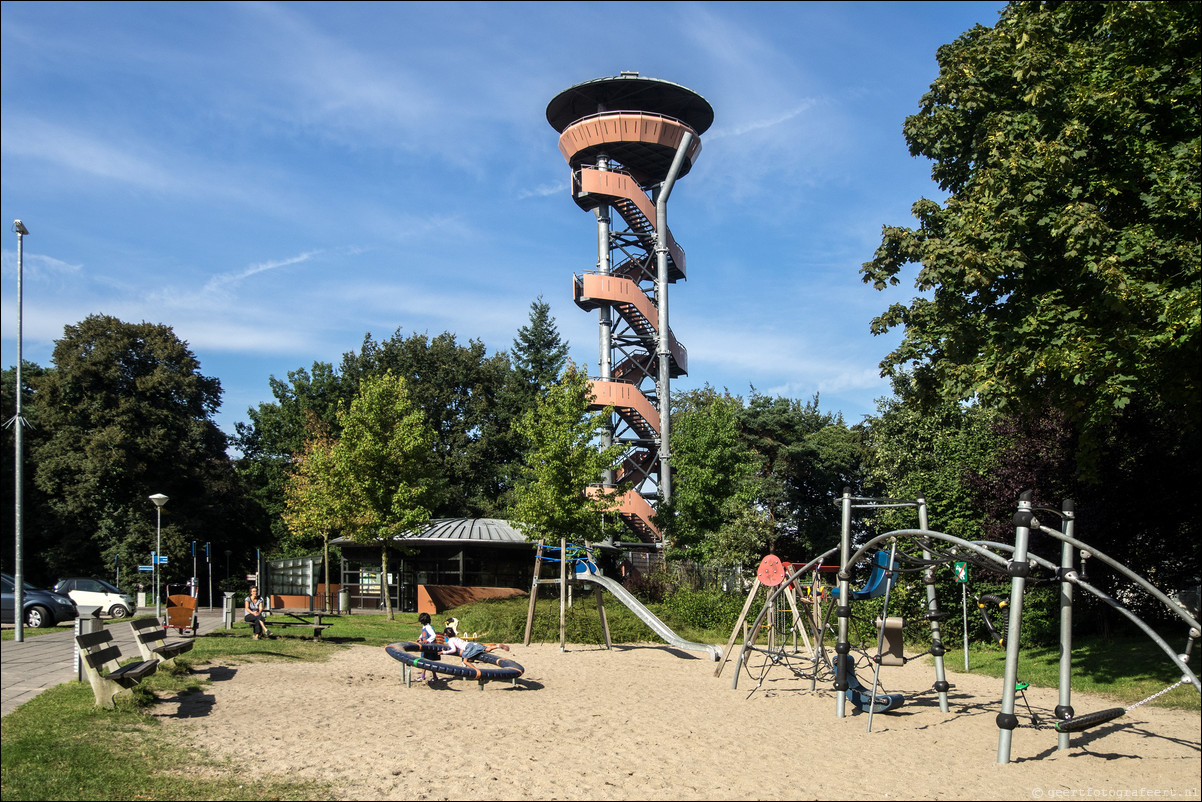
left=661, top=585, right=756, bottom=632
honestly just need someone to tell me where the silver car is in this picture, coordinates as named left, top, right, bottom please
left=54, top=577, right=138, bottom=619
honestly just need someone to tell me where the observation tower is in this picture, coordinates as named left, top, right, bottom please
left=547, top=72, right=713, bottom=545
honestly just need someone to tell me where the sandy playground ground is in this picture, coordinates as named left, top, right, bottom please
left=157, top=642, right=1200, bottom=800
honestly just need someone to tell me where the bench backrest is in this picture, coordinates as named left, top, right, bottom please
left=76, top=629, right=122, bottom=674
left=129, top=617, right=167, bottom=645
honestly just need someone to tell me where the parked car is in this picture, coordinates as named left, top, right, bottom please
left=1, top=572, right=79, bottom=628
left=54, top=577, right=138, bottom=618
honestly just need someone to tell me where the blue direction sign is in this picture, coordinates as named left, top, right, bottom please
left=156, top=556, right=169, bottom=565
left=138, top=565, right=154, bottom=572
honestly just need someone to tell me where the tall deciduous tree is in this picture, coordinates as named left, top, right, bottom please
left=331, top=372, right=435, bottom=620
left=341, top=330, right=513, bottom=518
left=509, top=363, right=621, bottom=545
left=861, top=1, right=1200, bottom=454
left=660, top=387, right=761, bottom=563
left=664, top=387, right=864, bottom=566
left=863, top=377, right=1008, bottom=542
left=234, top=362, right=343, bottom=555
left=281, top=412, right=341, bottom=611
left=30, top=315, right=253, bottom=582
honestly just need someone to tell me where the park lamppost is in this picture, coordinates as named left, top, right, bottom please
left=10, top=220, right=29, bottom=642
left=149, top=494, right=168, bottom=619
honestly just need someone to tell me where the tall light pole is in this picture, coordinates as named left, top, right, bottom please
left=10, top=220, right=29, bottom=642
left=149, top=494, right=168, bottom=620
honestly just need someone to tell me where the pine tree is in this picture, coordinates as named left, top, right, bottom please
left=510, top=297, right=569, bottom=405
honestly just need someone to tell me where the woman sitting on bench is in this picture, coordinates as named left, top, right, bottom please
left=244, top=586, right=273, bottom=640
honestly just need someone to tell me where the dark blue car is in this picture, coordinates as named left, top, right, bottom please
left=1, top=572, right=78, bottom=628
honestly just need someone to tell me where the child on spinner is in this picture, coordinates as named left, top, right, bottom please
left=442, top=623, right=509, bottom=667
left=416, top=612, right=438, bottom=682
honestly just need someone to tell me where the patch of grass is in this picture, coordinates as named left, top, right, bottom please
left=0, top=611, right=425, bottom=801
left=444, top=593, right=755, bottom=648
left=1, top=622, right=78, bottom=641
left=960, top=634, right=1200, bottom=710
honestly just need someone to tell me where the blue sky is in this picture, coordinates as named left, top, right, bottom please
left=1, top=1, right=1006, bottom=439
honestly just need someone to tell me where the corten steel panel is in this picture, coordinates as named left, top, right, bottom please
left=576, top=168, right=687, bottom=280
left=558, top=113, right=703, bottom=180
left=575, top=274, right=688, bottom=375
left=614, top=447, right=658, bottom=485
left=589, top=379, right=660, bottom=437
left=586, top=486, right=660, bottom=540
left=581, top=485, right=658, bottom=543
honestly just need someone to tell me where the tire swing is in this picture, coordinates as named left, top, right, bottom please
left=1055, top=677, right=1191, bottom=733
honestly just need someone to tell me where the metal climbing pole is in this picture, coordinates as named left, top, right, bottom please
left=997, top=491, right=1034, bottom=764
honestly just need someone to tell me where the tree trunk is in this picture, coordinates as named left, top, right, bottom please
left=323, top=532, right=331, bottom=614
left=381, top=544, right=394, bottom=621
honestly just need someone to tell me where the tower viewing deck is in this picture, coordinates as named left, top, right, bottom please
left=548, top=72, right=711, bottom=545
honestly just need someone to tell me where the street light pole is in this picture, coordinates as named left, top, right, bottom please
left=149, top=494, right=168, bottom=620
left=10, top=220, right=29, bottom=643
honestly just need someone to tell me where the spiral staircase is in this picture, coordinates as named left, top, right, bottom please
left=547, top=73, right=712, bottom=544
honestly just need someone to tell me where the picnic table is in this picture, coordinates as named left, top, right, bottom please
left=266, top=610, right=333, bottom=640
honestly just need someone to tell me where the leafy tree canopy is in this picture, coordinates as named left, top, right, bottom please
left=509, top=363, right=621, bottom=544
left=862, top=1, right=1200, bottom=453
left=329, top=372, right=435, bottom=618
left=341, top=330, right=514, bottom=518
left=233, top=362, right=343, bottom=554
left=664, top=386, right=865, bottom=566
left=29, top=315, right=253, bottom=581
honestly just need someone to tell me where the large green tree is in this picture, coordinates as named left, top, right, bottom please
left=861, top=1, right=1200, bottom=453
left=660, top=387, right=761, bottom=565
left=739, top=392, right=865, bottom=558
left=509, top=363, right=621, bottom=545
left=863, top=378, right=1008, bottom=542
left=281, top=412, right=341, bottom=611
left=233, top=362, right=343, bottom=555
left=29, top=315, right=254, bottom=584
left=340, top=330, right=514, bottom=518
left=664, top=387, right=865, bottom=566
left=328, top=372, right=435, bottom=619
left=510, top=296, right=570, bottom=406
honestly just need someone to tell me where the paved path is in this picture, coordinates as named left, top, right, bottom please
left=1, top=608, right=226, bottom=717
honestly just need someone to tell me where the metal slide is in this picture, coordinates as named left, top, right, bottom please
left=575, top=567, right=721, bottom=661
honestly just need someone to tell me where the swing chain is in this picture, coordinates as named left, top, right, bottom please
left=1126, top=677, right=1188, bottom=712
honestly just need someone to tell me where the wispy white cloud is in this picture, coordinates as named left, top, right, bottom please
left=204, top=250, right=323, bottom=293
left=517, top=180, right=568, bottom=201
left=705, top=100, right=818, bottom=141
left=1, top=115, right=178, bottom=190
left=1, top=249, right=82, bottom=278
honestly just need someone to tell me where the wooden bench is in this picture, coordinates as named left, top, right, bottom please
left=75, top=629, right=159, bottom=708
left=128, top=618, right=195, bottom=666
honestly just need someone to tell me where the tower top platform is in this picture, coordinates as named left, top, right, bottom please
left=547, top=72, right=714, bottom=135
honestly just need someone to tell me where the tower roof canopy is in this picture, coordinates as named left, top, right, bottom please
left=547, top=73, right=713, bottom=135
